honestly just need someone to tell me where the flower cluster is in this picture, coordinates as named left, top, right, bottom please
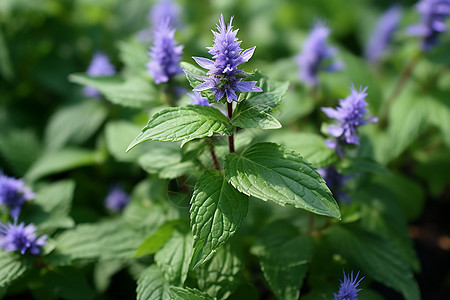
left=321, top=85, right=377, bottom=154
left=189, top=15, right=262, bottom=103
left=147, top=18, right=183, bottom=84
left=138, top=0, right=181, bottom=43
left=0, top=174, right=34, bottom=220
left=0, top=222, right=47, bottom=255
left=333, top=270, right=364, bottom=300
left=296, top=22, right=344, bottom=86
left=83, top=52, right=116, bottom=98
left=408, top=0, right=450, bottom=51
left=365, top=6, right=403, bottom=63
left=105, top=186, right=130, bottom=213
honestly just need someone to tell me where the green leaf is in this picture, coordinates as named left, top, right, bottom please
left=25, top=148, right=103, bottom=182
left=136, top=265, right=171, bottom=300
left=21, top=180, right=75, bottom=231
left=69, top=73, right=158, bottom=108
left=251, top=220, right=313, bottom=300
left=94, top=260, right=124, bottom=293
left=0, top=27, right=13, bottom=80
left=225, top=142, right=340, bottom=219
left=180, top=62, right=215, bottom=102
left=232, top=80, right=288, bottom=130
left=127, top=105, right=234, bottom=151
left=135, top=220, right=184, bottom=257
left=155, top=229, right=193, bottom=286
left=268, top=132, right=338, bottom=168
left=337, top=157, right=387, bottom=175
left=326, top=224, right=420, bottom=300
left=105, top=120, right=148, bottom=162
left=42, top=267, right=95, bottom=300
left=0, top=251, right=31, bottom=287
left=169, top=287, right=214, bottom=300
left=44, top=100, right=107, bottom=150
left=197, top=244, right=243, bottom=300
left=190, top=170, right=248, bottom=268
left=118, top=40, right=149, bottom=76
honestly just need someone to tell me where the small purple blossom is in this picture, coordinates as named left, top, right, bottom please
left=147, top=18, right=183, bottom=84
left=83, top=52, right=116, bottom=98
left=0, top=222, right=47, bottom=255
left=189, top=15, right=262, bottom=103
left=321, top=85, right=377, bottom=153
left=365, top=6, right=403, bottom=63
left=297, top=22, right=344, bottom=86
left=188, top=91, right=211, bottom=106
left=105, top=186, right=130, bottom=213
left=149, top=0, right=181, bottom=28
left=408, top=0, right=450, bottom=51
left=318, top=166, right=350, bottom=203
left=333, top=270, right=364, bottom=300
left=0, top=174, right=34, bottom=220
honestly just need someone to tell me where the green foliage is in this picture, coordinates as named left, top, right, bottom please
left=137, top=265, right=171, bottom=300
left=0, top=251, right=31, bottom=287
left=225, top=142, right=340, bottom=218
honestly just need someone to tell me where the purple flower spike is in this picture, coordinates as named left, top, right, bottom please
left=188, top=91, right=211, bottom=106
left=149, top=0, right=181, bottom=29
left=147, top=18, right=183, bottom=84
left=189, top=15, right=262, bottom=103
left=83, top=52, right=116, bottom=98
left=0, top=174, right=34, bottom=221
left=333, top=270, right=364, bottom=300
left=297, top=22, right=344, bottom=86
left=105, top=186, right=130, bottom=213
left=0, top=222, right=47, bottom=255
left=322, top=85, right=377, bottom=149
left=408, top=0, right=450, bottom=51
left=365, top=6, right=403, bottom=63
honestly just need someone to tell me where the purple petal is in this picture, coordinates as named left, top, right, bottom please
left=192, top=57, right=215, bottom=69
left=328, top=125, right=344, bottom=137
left=235, top=81, right=263, bottom=92
left=193, top=80, right=216, bottom=91
left=240, top=46, right=256, bottom=62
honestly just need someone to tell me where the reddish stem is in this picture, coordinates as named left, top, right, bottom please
left=227, top=101, right=235, bottom=153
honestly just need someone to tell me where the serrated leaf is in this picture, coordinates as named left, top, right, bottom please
left=232, top=81, right=288, bottom=130
left=327, top=224, right=420, bottom=300
left=0, top=251, right=31, bottom=287
left=155, top=230, right=193, bottom=286
left=251, top=220, right=313, bottom=300
left=25, top=148, right=103, bottom=182
left=268, top=132, right=338, bottom=168
left=69, top=73, right=158, bottom=108
left=136, top=265, right=171, bottom=300
left=190, top=170, right=248, bottom=268
left=135, top=220, right=184, bottom=257
left=197, top=244, right=243, bottom=300
left=169, top=287, right=214, bottom=300
left=127, top=105, right=234, bottom=151
left=225, top=142, right=340, bottom=219
left=44, top=100, right=107, bottom=150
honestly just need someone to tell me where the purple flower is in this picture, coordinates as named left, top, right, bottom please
left=83, top=52, right=116, bottom=98
left=0, top=174, right=34, bottom=220
left=321, top=85, right=377, bottom=152
left=147, top=18, right=183, bottom=84
left=0, top=222, right=47, bottom=255
left=333, top=270, right=364, bottom=300
left=365, top=6, right=403, bottom=63
left=149, top=0, right=181, bottom=28
left=188, top=91, right=211, bottom=106
left=408, top=0, right=450, bottom=51
left=318, top=167, right=350, bottom=203
left=105, top=186, right=130, bottom=213
left=189, top=15, right=262, bottom=103
left=296, top=22, right=344, bottom=86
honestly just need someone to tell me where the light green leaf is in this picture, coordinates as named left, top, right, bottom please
left=118, top=40, right=149, bottom=76
left=69, top=73, right=158, bottom=108
left=190, top=170, right=248, bottom=268
left=155, top=230, right=193, bottom=286
left=180, top=62, right=215, bottom=102
left=225, top=142, right=340, bottom=219
left=169, top=287, right=214, bottom=300
left=327, top=225, right=420, bottom=300
left=251, top=220, right=313, bottom=300
left=0, top=251, right=31, bottom=287
left=44, top=100, right=107, bottom=150
left=136, top=265, right=171, bottom=300
left=94, top=260, right=124, bottom=293
left=268, top=132, right=338, bottom=168
left=25, top=148, right=103, bottom=182
left=135, top=220, right=184, bottom=257
left=232, top=80, right=288, bottom=130
left=105, top=120, right=148, bottom=162
left=197, top=244, right=243, bottom=300
left=127, top=105, right=234, bottom=151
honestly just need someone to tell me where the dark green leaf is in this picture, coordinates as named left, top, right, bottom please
left=169, top=287, right=214, bottom=300
left=0, top=251, right=31, bottom=287
left=225, top=142, right=340, bottom=218
left=136, top=265, right=171, bottom=300
left=190, top=170, right=248, bottom=268
left=127, top=105, right=234, bottom=151
left=42, top=267, right=95, bottom=300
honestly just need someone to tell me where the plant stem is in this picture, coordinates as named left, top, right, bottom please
left=208, top=139, right=220, bottom=170
left=227, top=101, right=235, bottom=153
